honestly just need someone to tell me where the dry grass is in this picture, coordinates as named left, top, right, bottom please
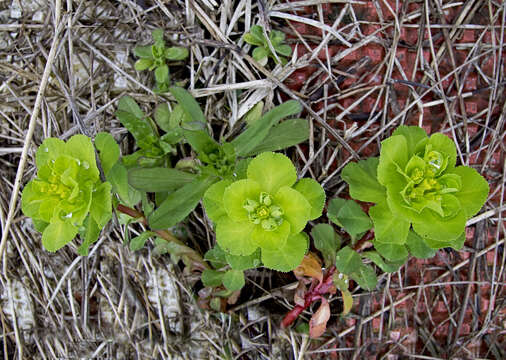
left=0, top=0, right=504, bottom=359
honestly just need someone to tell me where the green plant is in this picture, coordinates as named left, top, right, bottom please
left=282, top=125, right=489, bottom=337
left=342, top=125, right=489, bottom=260
left=243, top=25, right=292, bottom=66
left=134, top=29, right=189, bottom=93
left=203, top=152, right=325, bottom=273
left=114, top=95, right=196, bottom=169
left=21, top=134, right=118, bottom=255
left=124, top=87, right=311, bottom=235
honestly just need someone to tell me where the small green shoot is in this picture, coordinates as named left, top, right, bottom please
left=134, top=29, right=189, bottom=93
left=243, top=25, right=292, bottom=66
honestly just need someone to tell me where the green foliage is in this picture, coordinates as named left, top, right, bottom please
left=243, top=25, right=292, bottom=66
left=133, top=28, right=189, bottom=93
left=341, top=125, right=488, bottom=261
left=115, top=96, right=188, bottom=168
left=121, top=87, right=308, bottom=237
left=311, top=224, right=340, bottom=267
left=22, top=134, right=117, bottom=254
left=327, top=198, right=372, bottom=242
left=203, top=152, right=322, bottom=272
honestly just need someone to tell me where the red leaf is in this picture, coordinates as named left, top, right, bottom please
left=309, top=298, right=331, bottom=338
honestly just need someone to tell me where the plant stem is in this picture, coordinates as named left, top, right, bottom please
left=281, top=266, right=336, bottom=328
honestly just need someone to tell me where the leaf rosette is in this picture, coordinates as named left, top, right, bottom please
left=342, top=126, right=489, bottom=257
left=22, top=135, right=114, bottom=254
left=203, top=152, right=325, bottom=271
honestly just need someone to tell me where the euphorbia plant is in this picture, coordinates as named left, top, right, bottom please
left=203, top=152, right=325, bottom=272
left=282, top=125, right=489, bottom=337
left=342, top=125, right=489, bottom=260
left=21, top=134, right=118, bottom=255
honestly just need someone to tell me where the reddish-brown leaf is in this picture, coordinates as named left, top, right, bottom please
left=294, top=252, right=323, bottom=282
left=309, top=298, right=331, bottom=338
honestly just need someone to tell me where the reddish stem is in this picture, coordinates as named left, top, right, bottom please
left=281, top=266, right=336, bottom=328
left=352, top=229, right=375, bottom=251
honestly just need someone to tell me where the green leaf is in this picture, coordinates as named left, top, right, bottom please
left=222, top=179, right=261, bottom=222
left=169, top=86, right=206, bottom=124
left=335, top=246, right=362, bottom=274
left=427, top=133, right=457, bottom=170
left=252, top=46, right=268, bottom=62
left=203, top=180, right=233, bottom=223
left=350, top=264, right=377, bottom=291
left=423, top=231, right=465, bottom=250
left=153, top=103, right=172, bottom=132
left=78, top=216, right=101, bottom=256
left=327, top=197, right=346, bottom=227
left=372, top=240, right=409, bottom=262
left=232, top=101, right=301, bottom=156
left=201, top=269, right=224, bottom=287
left=154, top=65, right=169, bottom=85
left=243, top=29, right=264, bottom=46
left=42, top=220, right=78, bottom=252
left=391, top=126, right=428, bottom=158
left=108, top=163, right=131, bottom=204
left=249, top=25, right=266, bottom=44
left=341, top=158, right=386, bottom=203
left=216, top=218, right=257, bottom=256
left=65, top=135, right=99, bottom=179
left=377, top=135, right=409, bottom=186
left=270, top=30, right=285, bottom=45
left=94, top=132, right=120, bottom=176
left=246, top=119, right=309, bottom=156
left=183, top=129, right=218, bottom=155
left=128, top=167, right=197, bottom=192
left=134, top=58, right=153, bottom=71
left=115, top=110, right=157, bottom=150
left=247, top=152, right=297, bottom=194
left=261, top=232, right=308, bottom=272
left=362, top=251, right=405, bottom=273
left=450, top=166, right=489, bottom=218
left=412, top=207, right=467, bottom=242
left=90, top=182, right=112, bottom=227
left=165, top=47, right=189, bottom=60
left=311, top=223, right=341, bottom=267
left=243, top=101, right=264, bottom=125
left=130, top=231, right=155, bottom=251
left=405, top=230, right=436, bottom=258
left=149, top=176, right=216, bottom=229
left=369, top=203, right=409, bottom=244
left=293, top=178, right=325, bottom=220
left=21, top=181, right=43, bottom=219
left=234, top=158, right=250, bottom=179
left=225, top=248, right=261, bottom=271
left=134, top=45, right=154, bottom=59
left=35, top=137, right=65, bottom=168
left=275, top=44, right=292, bottom=57
left=274, top=186, right=311, bottom=233
left=251, top=220, right=290, bottom=250
left=222, top=269, right=245, bottom=291
left=341, top=289, right=353, bottom=316
left=117, top=96, right=144, bottom=119
left=329, top=199, right=372, bottom=238
left=204, top=246, right=228, bottom=269
left=152, top=29, right=164, bottom=44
